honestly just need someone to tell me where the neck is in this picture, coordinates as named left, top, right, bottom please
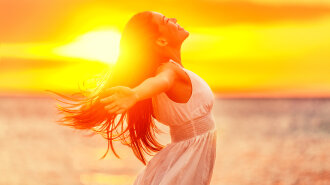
left=171, top=44, right=182, bottom=64
left=146, top=53, right=169, bottom=69
left=152, top=44, right=183, bottom=66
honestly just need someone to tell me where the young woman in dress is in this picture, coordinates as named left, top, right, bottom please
left=53, top=11, right=217, bottom=185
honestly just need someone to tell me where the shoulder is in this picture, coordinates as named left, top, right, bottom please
left=155, top=61, right=177, bottom=73
left=154, top=61, right=186, bottom=82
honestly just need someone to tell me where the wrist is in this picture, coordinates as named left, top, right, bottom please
left=132, top=88, right=140, bottom=102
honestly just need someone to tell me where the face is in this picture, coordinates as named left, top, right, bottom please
left=151, top=11, right=189, bottom=47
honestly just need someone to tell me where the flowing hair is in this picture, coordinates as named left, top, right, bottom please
left=48, top=11, right=166, bottom=165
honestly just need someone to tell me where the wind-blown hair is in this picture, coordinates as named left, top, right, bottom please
left=49, top=11, right=166, bottom=165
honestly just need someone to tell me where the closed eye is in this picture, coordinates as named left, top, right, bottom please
left=162, top=16, right=167, bottom=24
left=163, top=16, right=169, bottom=24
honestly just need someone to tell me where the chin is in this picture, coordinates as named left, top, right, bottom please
left=184, top=30, right=189, bottom=37
left=174, top=31, right=190, bottom=45
left=181, top=31, right=189, bottom=41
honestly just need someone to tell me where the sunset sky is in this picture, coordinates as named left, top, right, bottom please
left=1, top=0, right=330, bottom=98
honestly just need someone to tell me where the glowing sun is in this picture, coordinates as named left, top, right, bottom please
left=53, top=29, right=121, bottom=64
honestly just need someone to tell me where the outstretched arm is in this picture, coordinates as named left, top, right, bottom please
left=100, top=63, right=177, bottom=114
left=133, top=65, right=177, bottom=101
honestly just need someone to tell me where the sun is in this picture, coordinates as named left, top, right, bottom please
left=53, top=29, right=121, bottom=64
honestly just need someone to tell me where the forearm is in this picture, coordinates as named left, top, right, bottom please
left=132, top=76, right=170, bottom=101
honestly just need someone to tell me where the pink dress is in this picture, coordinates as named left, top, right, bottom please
left=133, top=60, right=217, bottom=185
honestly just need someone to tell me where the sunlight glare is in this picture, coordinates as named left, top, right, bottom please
left=53, top=29, right=121, bottom=64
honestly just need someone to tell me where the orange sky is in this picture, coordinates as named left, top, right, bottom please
left=1, top=0, right=330, bottom=98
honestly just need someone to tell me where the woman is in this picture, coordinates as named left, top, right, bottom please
left=53, top=11, right=217, bottom=185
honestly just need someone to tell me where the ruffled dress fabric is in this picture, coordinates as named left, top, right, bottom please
left=133, top=60, right=217, bottom=185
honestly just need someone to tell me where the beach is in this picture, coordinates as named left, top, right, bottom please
left=0, top=96, right=329, bottom=185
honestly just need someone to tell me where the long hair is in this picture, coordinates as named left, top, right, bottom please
left=49, top=11, right=166, bottom=165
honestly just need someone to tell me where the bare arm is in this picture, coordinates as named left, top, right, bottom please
left=100, top=63, right=177, bottom=114
left=133, top=64, right=177, bottom=101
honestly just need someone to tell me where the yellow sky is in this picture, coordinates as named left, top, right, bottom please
left=0, top=0, right=330, bottom=98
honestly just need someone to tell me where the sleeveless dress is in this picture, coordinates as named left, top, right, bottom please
left=133, top=59, right=217, bottom=185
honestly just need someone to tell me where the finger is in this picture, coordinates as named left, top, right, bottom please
left=105, top=87, right=118, bottom=95
left=115, top=108, right=126, bottom=114
left=105, top=103, right=117, bottom=111
left=108, top=106, right=120, bottom=114
left=100, top=95, right=116, bottom=104
left=101, top=87, right=116, bottom=98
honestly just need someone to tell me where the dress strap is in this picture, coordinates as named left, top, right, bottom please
left=169, top=59, right=184, bottom=68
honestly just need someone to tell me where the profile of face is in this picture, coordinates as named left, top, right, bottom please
left=151, top=11, right=189, bottom=48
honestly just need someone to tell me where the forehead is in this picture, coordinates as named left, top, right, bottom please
left=151, top=11, right=165, bottom=23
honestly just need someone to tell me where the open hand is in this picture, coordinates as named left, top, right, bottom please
left=100, top=86, right=139, bottom=114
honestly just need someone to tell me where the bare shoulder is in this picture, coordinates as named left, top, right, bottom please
left=155, top=61, right=176, bottom=73
left=154, top=61, right=186, bottom=82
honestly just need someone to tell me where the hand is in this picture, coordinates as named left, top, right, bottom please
left=100, top=86, right=139, bottom=114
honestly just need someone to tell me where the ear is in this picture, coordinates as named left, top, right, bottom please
left=155, top=37, right=168, bottom=47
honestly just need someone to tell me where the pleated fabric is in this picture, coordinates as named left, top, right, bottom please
left=133, top=59, right=217, bottom=185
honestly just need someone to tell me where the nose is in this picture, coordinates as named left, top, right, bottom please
left=170, top=18, right=177, bottom=24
